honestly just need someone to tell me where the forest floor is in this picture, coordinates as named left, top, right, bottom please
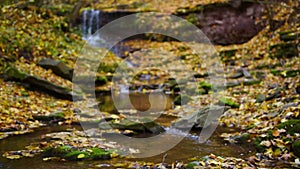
left=0, top=0, right=299, bottom=168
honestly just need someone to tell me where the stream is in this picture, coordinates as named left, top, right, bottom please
left=0, top=93, right=255, bottom=169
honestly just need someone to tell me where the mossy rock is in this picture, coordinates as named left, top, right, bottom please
left=43, top=145, right=72, bottom=157
left=198, top=81, right=213, bottom=94
left=97, top=62, right=119, bottom=73
left=33, top=112, right=65, bottom=122
left=3, top=65, right=82, bottom=100
left=43, top=146, right=111, bottom=161
left=256, top=94, right=266, bottom=103
left=99, top=118, right=165, bottom=134
left=218, top=97, right=240, bottom=108
left=277, top=119, right=300, bottom=135
left=271, top=69, right=300, bottom=78
left=243, top=79, right=261, bottom=86
left=95, top=76, right=108, bottom=85
left=219, top=49, right=238, bottom=62
left=233, top=133, right=250, bottom=144
left=174, top=94, right=192, bottom=105
left=292, top=140, right=300, bottom=157
left=279, top=31, right=299, bottom=42
left=269, top=43, right=298, bottom=59
left=37, top=58, right=73, bottom=81
left=3, top=65, right=27, bottom=80
left=253, top=137, right=266, bottom=152
left=186, top=161, right=199, bottom=169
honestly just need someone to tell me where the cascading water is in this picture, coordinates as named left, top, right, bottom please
left=82, top=9, right=101, bottom=40
left=81, top=9, right=124, bottom=58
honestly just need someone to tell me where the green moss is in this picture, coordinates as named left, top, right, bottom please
left=292, top=141, right=300, bottom=157
left=198, top=81, right=213, bottom=94
left=219, top=97, right=240, bottom=108
left=97, top=62, right=119, bottom=73
left=65, top=151, right=89, bottom=160
left=186, top=162, right=198, bottom=169
left=43, top=146, right=111, bottom=161
left=277, top=119, right=300, bottom=135
left=33, top=112, right=65, bottom=121
left=233, top=133, right=250, bottom=144
left=271, top=69, right=300, bottom=78
left=269, top=42, right=298, bottom=58
left=4, top=65, right=27, bottom=81
left=43, top=146, right=72, bottom=157
left=243, top=79, right=261, bottom=86
left=253, top=138, right=266, bottom=152
left=95, top=76, right=108, bottom=85
left=89, top=148, right=111, bottom=159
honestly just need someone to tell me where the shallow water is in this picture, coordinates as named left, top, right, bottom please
left=0, top=124, right=255, bottom=169
left=0, top=93, right=255, bottom=169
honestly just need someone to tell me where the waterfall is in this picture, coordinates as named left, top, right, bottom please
left=82, top=9, right=122, bottom=57
left=82, top=9, right=101, bottom=40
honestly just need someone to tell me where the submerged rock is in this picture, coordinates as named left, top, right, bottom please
left=99, top=118, right=165, bottom=134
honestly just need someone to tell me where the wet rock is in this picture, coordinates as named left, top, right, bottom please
left=233, top=133, right=250, bottom=144
left=37, top=58, right=73, bottom=81
left=266, top=88, right=282, bottom=101
left=241, top=68, right=252, bottom=78
left=243, top=79, right=261, bottom=86
left=256, top=94, right=266, bottom=103
left=3, top=65, right=82, bottom=100
left=99, top=118, right=165, bottom=134
left=229, top=70, right=244, bottom=79
left=173, top=94, right=192, bottom=105
left=43, top=146, right=111, bottom=161
left=33, top=112, right=65, bottom=123
left=172, top=105, right=229, bottom=129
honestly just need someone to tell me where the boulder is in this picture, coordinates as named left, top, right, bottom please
left=38, top=58, right=73, bottom=81
left=4, top=65, right=82, bottom=100
left=171, top=105, right=229, bottom=129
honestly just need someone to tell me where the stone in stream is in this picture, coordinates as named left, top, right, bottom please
left=98, top=118, right=165, bottom=134
left=171, top=105, right=229, bottom=129
left=38, top=58, right=73, bottom=81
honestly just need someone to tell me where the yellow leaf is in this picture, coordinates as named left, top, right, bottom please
left=77, top=154, right=85, bottom=159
